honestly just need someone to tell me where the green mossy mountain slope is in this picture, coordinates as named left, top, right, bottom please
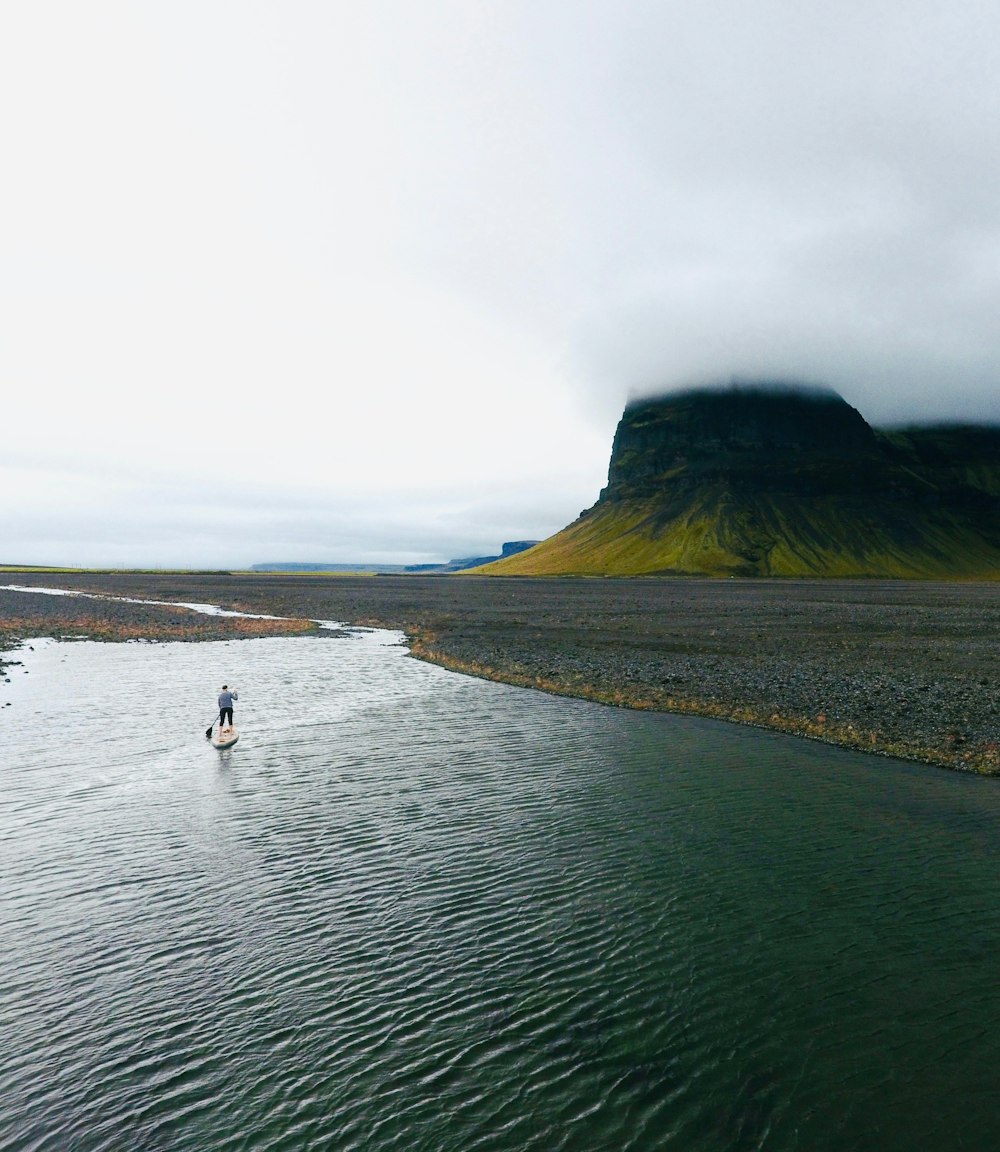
left=477, top=385, right=1000, bottom=578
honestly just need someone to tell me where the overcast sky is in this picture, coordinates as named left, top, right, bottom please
left=3, top=1, right=999, bottom=567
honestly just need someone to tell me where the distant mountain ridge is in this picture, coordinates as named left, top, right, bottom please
left=250, top=562, right=407, bottom=573
left=476, top=384, right=1000, bottom=578
left=404, top=541, right=541, bottom=573
left=251, top=541, right=540, bottom=576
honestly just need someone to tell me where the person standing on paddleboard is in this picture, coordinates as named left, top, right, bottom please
left=218, top=685, right=238, bottom=730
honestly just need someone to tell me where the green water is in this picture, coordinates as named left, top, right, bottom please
left=2, top=634, right=999, bottom=1150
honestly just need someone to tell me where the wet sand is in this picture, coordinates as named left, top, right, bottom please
left=3, top=572, right=998, bottom=774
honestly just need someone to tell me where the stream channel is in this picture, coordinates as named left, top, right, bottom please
left=2, top=590, right=999, bottom=1150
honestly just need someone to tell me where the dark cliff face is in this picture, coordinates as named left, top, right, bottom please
left=500, top=540, right=541, bottom=558
left=604, top=384, right=880, bottom=499
left=478, top=381, right=1000, bottom=577
left=882, top=425, right=1000, bottom=498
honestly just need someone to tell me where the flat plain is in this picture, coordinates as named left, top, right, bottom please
left=2, top=572, right=998, bottom=773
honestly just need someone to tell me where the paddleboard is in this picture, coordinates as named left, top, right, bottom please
left=212, top=728, right=239, bottom=750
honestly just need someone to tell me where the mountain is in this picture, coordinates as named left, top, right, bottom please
left=250, top=543, right=542, bottom=576
left=475, top=383, right=1000, bottom=578
left=251, top=562, right=408, bottom=573
left=405, top=541, right=541, bottom=573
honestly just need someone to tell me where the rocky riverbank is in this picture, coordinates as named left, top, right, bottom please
left=3, top=573, right=998, bottom=774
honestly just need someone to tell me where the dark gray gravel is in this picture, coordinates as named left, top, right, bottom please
left=2, top=573, right=998, bottom=772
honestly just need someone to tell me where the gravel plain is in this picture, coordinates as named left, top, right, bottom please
left=2, top=572, right=998, bottom=773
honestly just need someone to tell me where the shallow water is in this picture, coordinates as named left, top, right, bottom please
left=2, top=627, right=1000, bottom=1151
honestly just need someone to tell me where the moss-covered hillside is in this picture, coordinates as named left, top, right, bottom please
left=476, top=385, right=1000, bottom=578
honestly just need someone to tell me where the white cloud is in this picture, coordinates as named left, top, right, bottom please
left=2, top=1, right=999, bottom=565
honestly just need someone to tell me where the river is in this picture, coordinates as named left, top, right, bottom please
left=2, top=615, right=999, bottom=1150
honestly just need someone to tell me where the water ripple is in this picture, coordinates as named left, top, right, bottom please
left=2, top=632, right=1000, bottom=1150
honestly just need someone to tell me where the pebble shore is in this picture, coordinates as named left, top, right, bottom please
left=2, top=573, right=998, bottom=774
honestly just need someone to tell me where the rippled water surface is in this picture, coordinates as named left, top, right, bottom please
left=3, top=628, right=1000, bottom=1151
